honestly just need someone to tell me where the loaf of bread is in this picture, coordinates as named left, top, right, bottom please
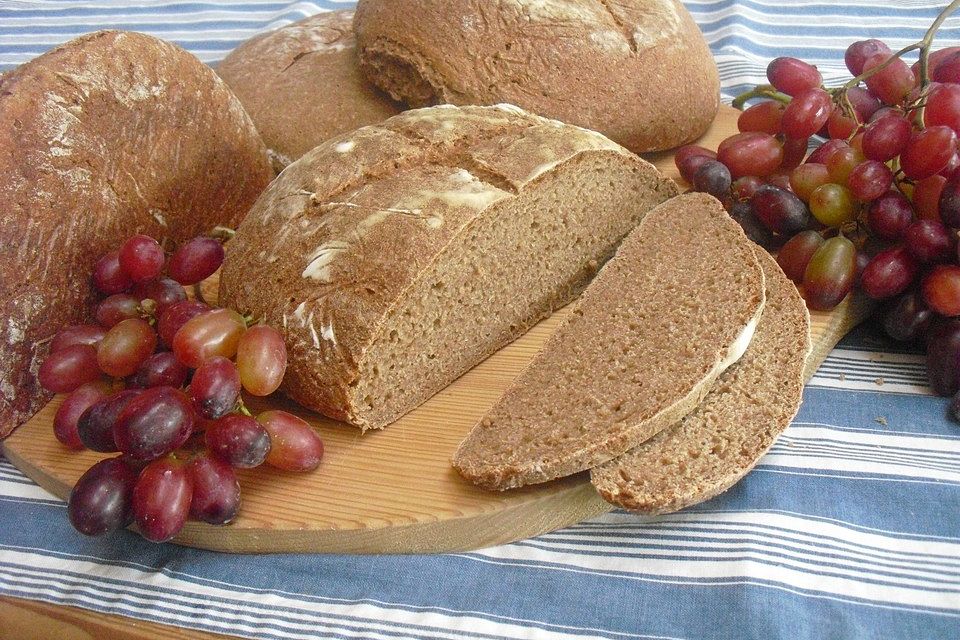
left=353, top=0, right=720, bottom=152
left=0, top=31, right=273, bottom=438
left=219, top=103, right=678, bottom=430
left=591, top=250, right=810, bottom=513
left=217, top=10, right=401, bottom=173
left=453, top=194, right=766, bottom=490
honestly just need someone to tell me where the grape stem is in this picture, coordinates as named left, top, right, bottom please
left=236, top=400, right=254, bottom=418
left=916, top=0, right=960, bottom=124
left=731, top=84, right=792, bottom=110
left=210, top=226, right=236, bottom=243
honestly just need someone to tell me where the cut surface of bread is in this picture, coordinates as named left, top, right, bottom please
left=590, top=251, right=811, bottom=513
left=219, top=104, right=678, bottom=430
left=452, top=193, right=765, bottom=490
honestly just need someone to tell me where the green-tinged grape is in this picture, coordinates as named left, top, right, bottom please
left=802, top=236, right=858, bottom=310
left=810, top=183, right=859, bottom=227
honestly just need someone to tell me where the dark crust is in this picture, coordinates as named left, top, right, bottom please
left=0, top=30, right=272, bottom=438
left=354, top=0, right=720, bottom=152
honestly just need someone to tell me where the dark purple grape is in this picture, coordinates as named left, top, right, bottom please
left=128, top=352, right=190, bottom=389
left=867, top=192, right=914, bottom=241
left=77, top=389, right=141, bottom=453
left=168, top=237, right=225, bottom=286
left=119, top=234, right=165, bottom=283
left=133, top=456, right=193, bottom=543
left=51, top=325, right=106, bottom=354
left=68, top=457, right=138, bottom=536
left=939, top=174, right=960, bottom=227
left=188, top=453, right=241, bottom=525
left=678, top=154, right=714, bottom=184
left=189, top=356, right=240, bottom=419
left=693, top=160, right=732, bottom=198
left=905, top=220, right=953, bottom=263
left=729, top=200, right=782, bottom=250
left=926, top=320, right=960, bottom=396
left=38, top=344, right=100, bottom=393
left=95, top=294, right=141, bottom=328
left=131, top=277, right=187, bottom=312
left=113, top=386, right=196, bottom=461
left=750, top=185, right=810, bottom=235
left=54, top=381, right=111, bottom=449
left=861, top=247, right=919, bottom=300
left=205, top=414, right=271, bottom=468
left=92, top=251, right=133, bottom=295
left=777, top=230, right=824, bottom=284
left=883, top=292, right=932, bottom=342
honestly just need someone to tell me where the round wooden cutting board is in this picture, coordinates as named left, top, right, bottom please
left=1, top=106, right=873, bottom=554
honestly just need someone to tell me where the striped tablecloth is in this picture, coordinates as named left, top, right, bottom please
left=2, top=2, right=959, bottom=638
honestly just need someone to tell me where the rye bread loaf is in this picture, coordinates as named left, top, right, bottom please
left=0, top=30, right=273, bottom=438
left=452, top=193, right=766, bottom=490
left=217, top=10, right=401, bottom=173
left=219, top=103, right=678, bottom=430
left=591, top=251, right=810, bottom=513
left=353, top=0, right=720, bottom=152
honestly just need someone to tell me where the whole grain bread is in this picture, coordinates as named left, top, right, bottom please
left=591, top=251, right=810, bottom=513
left=452, top=193, right=765, bottom=490
left=217, top=10, right=401, bottom=173
left=353, top=0, right=720, bottom=152
left=219, top=103, right=678, bottom=430
left=0, top=31, right=273, bottom=438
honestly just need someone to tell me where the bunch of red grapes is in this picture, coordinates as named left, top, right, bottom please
left=38, top=232, right=324, bottom=542
left=677, top=33, right=960, bottom=407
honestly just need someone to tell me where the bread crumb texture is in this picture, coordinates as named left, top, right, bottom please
left=452, top=193, right=766, bottom=489
left=219, top=104, right=678, bottom=429
left=590, top=250, right=811, bottom=514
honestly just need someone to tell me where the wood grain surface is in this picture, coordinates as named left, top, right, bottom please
left=1, top=106, right=874, bottom=555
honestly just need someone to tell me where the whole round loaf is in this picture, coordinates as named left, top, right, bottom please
left=0, top=30, right=273, bottom=438
left=218, top=10, right=401, bottom=172
left=353, top=0, right=720, bottom=152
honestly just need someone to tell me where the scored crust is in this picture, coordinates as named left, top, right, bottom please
left=590, top=250, right=811, bottom=514
left=217, top=10, right=400, bottom=172
left=353, top=0, right=720, bottom=152
left=219, top=104, right=678, bottom=429
left=452, top=193, right=766, bottom=490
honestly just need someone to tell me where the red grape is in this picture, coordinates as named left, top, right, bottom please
left=790, top=163, right=831, bottom=202
left=925, top=47, right=960, bottom=82
left=847, top=160, right=893, bottom=202
left=926, top=320, right=960, bottom=395
left=732, top=176, right=764, bottom=201
left=188, top=453, right=241, bottom=525
left=827, top=108, right=858, bottom=140
left=119, top=234, right=165, bottom=283
left=78, top=389, right=141, bottom=453
left=863, top=52, right=917, bottom=105
left=781, top=137, right=809, bottom=172
left=750, top=185, right=809, bottom=234
left=172, top=308, right=247, bottom=368
left=92, top=251, right=133, bottom=295
left=693, top=160, right=732, bottom=198
left=717, top=132, right=784, bottom=178
left=767, top=57, right=822, bottom=97
left=131, top=278, right=187, bottom=312
left=940, top=174, right=960, bottom=227
left=900, top=126, right=958, bottom=181
left=68, top=457, right=138, bottom=536
left=95, top=294, right=141, bottom=328
left=236, top=325, right=288, bottom=396
left=905, top=220, right=953, bottom=263
left=915, top=175, right=948, bottom=221
left=97, top=318, right=157, bottom=378
left=826, top=146, right=865, bottom=185
left=926, top=83, right=960, bottom=134
left=128, top=352, right=189, bottom=389
left=846, top=39, right=891, bottom=75
left=766, top=172, right=793, bottom=192
left=258, top=411, right=324, bottom=472
left=802, top=236, right=857, bottom=310
left=675, top=145, right=716, bottom=169
left=38, top=344, right=100, bottom=393
left=133, top=456, right=193, bottom=543
left=883, top=292, right=931, bottom=342
left=190, top=356, right=240, bottom=419
left=861, top=246, right=919, bottom=299
left=113, top=386, right=196, bottom=461
left=205, top=414, right=271, bottom=468
left=51, top=324, right=106, bottom=353
left=157, top=300, right=209, bottom=348
left=846, top=86, right=882, bottom=122
left=923, top=265, right=960, bottom=316
left=867, top=192, right=914, bottom=241
left=168, top=237, right=225, bottom=286
left=782, top=89, right=832, bottom=139
left=678, top=154, right=713, bottom=184
left=54, top=381, right=111, bottom=449
left=777, top=230, right=824, bottom=284
left=806, top=139, right=847, bottom=165
left=738, top=100, right=784, bottom=135
left=862, top=115, right=912, bottom=162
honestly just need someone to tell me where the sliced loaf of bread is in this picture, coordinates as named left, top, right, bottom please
left=452, top=193, right=766, bottom=490
left=590, top=250, right=810, bottom=513
left=219, top=104, right=678, bottom=430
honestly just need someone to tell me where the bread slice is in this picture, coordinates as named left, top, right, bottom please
left=217, top=10, right=401, bottom=173
left=590, top=251, right=810, bottom=513
left=219, top=104, right=678, bottom=430
left=452, top=193, right=765, bottom=490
